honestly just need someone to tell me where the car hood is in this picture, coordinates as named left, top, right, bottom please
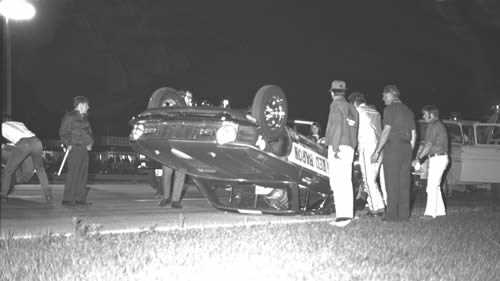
left=132, top=138, right=299, bottom=184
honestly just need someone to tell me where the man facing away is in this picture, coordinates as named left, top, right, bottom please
left=348, top=92, right=386, bottom=216
left=59, top=96, right=94, bottom=206
left=371, top=85, right=416, bottom=221
left=413, top=105, right=449, bottom=219
left=1, top=116, right=52, bottom=203
left=325, top=80, right=359, bottom=227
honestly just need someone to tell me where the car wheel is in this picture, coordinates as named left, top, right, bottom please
left=147, top=87, right=186, bottom=109
left=251, top=85, right=288, bottom=140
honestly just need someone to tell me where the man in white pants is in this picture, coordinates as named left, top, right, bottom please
left=413, top=105, right=449, bottom=219
left=325, top=80, right=359, bottom=227
left=348, top=92, right=386, bottom=216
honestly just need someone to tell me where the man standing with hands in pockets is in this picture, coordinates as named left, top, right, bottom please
left=59, top=96, right=94, bottom=206
left=325, top=80, right=359, bottom=227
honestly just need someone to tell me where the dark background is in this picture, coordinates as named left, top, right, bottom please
left=2, top=0, right=500, bottom=138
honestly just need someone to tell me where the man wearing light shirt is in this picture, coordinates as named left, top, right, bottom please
left=348, top=92, right=386, bottom=216
left=1, top=116, right=52, bottom=203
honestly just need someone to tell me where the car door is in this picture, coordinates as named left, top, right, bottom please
left=457, top=123, right=500, bottom=184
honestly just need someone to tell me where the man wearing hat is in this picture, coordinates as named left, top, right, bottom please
left=325, top=80, right=359, bottom=227
left=371, top=85, right=416, bottom=221
left=59, top=96, right=94, bottom=206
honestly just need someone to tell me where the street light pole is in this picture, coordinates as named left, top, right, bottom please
left=3, top=16, right=12, bottom=116
left=0, top=0, right=36, bottom=117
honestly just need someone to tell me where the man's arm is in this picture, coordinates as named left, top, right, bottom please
left=410, top=129, right=416, bottom=150
left=59, top=114, right=73, bottom=147
left=328, top=110, right=343, bottom=153
left=416, top=125, right=433, bottom=160
left=371, top=124, right=391, bottom=162
left=416, top=141, right=432, bottom=160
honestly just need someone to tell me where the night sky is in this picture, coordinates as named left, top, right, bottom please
left=3, top=0, right=500, bottom=138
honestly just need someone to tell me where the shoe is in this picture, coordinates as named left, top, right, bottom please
left=44, top=192, right=53, bottom=203
left=158, top=198, right=171, bottom=207
left=61, top=200, right=75, bottom=206
left=329, top=217, right=352, bottom=227
left=171, top=201, right=183, bottom=209
left=419, top=215, right=434, bottom=220
left=75, top=201, right=92, bottom=206
left=367, top=210, right=385, bottom=217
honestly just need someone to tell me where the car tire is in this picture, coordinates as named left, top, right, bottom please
left=147, top=87, right=186, bottom=109
left=251, top=85, right=288, bottom=140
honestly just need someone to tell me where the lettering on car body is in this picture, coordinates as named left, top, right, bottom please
left=288, top=142, right=329, bottom=177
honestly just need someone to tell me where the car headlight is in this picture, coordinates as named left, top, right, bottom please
left=216, top=123, right=238, bottom=144
left=130, top=124, right=144, bottom=141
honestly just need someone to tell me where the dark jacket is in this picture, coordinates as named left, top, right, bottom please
left=59, top=110, right=94, bottom=147
left=325, top=96, right=359, bottom=151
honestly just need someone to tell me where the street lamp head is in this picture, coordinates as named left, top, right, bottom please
left=0, top=0, right=36, bottom=21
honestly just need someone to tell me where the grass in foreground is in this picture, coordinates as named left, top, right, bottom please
left=1, top=209, right=499, bottom=281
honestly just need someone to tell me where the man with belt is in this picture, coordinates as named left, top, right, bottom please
left=348, top=92, right=386, bottom=216
left=59, top=96, right=94, bottom=206
left=1, top=116, right=52, bottom=203
left=325, top=80, right=359, bottom=227
left=371, top=85, right=416, bottom=221
left=413, top=105, right=449, bottom=219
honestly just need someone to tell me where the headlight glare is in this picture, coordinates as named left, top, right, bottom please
left=131, top=124, right=145, bottom=140
left=216, top=124, right=237, bottom=144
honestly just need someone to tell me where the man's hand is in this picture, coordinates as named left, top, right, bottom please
left=65, top=145, right=72, bottom=152
left=411, top=159, right=421, bottom=170
left=371, top=151, right=380, bottom=163
left=333, top=150, right=340, bottom=159
left=86, top=144, right=92, bottom=151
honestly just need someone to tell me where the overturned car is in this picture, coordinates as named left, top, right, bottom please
left=130, top=85, right=363, bottom=214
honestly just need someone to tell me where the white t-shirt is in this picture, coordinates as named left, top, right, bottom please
left=2, top=121, right=36, bottom=144
left=357, top=104, right=381, bottom=146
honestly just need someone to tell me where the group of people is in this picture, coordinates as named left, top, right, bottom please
left=325, top=80, right=449, bottom=227
left=1, top=96, right=95, bottom=206
left=2, top=84, right=450, bottom=220
left=2, top=95, right=187, bottom=209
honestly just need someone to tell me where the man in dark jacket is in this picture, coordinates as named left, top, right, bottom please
left=59, top=96, right=94, bottom=206
left=325, top=80, right=359, bottom=227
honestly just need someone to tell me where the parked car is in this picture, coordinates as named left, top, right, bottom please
left=129, top=85, right=363, bottom=214
left=414, top=114, right=500, bottom=199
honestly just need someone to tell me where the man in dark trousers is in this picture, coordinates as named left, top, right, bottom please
left=325, top=80, right=359, bottom=227
left=59, top=96, right=94, bottom=206
left=371, top=85, right=416, bottom=221
left=158, top=89, right=192, bottom=208
left=1, top=116, right=52, bottom=203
